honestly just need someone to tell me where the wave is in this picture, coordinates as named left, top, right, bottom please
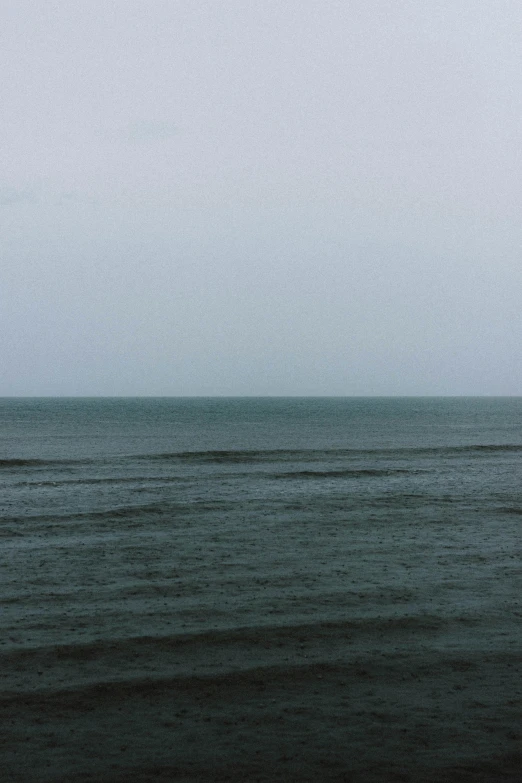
left=1, top=614, right=449, bottom=662
left=132, top=444, right=522, bottom=463
left=2, top=443, right=521, bottom=472
left=0, top=498, right=238, bottom=527
left=141, top=449, right=308, bottom=463
left=0, top=457, right=91, bottom=469
left=0, top=613, right=495, bottom=702
left=456, top=444, right=522, bottom=453
left=13, top=475, right=187, bottom=488
left=276, top=468, right=421, bottom=479
left=0, top=458, right=57, bottom=468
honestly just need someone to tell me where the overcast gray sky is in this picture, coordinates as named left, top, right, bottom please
left=2, top=1, right=521, bottom=395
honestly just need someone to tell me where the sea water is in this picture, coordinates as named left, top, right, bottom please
left=1, top=396, right=521, bottom=653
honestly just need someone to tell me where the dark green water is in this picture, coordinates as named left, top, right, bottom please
left=1, top=397, right=521, bottom=647
left=1, top=398, right=522, bottom=781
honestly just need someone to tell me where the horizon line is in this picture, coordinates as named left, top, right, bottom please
left=1, top=394, right=521, bottom=400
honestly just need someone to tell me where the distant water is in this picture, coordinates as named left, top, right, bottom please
left=1, top=396, right=521, bottom=656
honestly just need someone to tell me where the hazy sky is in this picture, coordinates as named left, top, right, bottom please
left=2, top=1, right=521, bottom=395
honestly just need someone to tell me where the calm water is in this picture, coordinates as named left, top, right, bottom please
left=1, top=397, right=521, bottom=653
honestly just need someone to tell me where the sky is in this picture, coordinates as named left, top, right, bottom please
left=1, top=0, right=521, bottom=396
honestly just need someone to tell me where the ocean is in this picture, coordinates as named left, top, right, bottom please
left=1, top=397, right=521, bottom=782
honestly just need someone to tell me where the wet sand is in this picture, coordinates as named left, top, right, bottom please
left=2, top=614, right=521, bottom=782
